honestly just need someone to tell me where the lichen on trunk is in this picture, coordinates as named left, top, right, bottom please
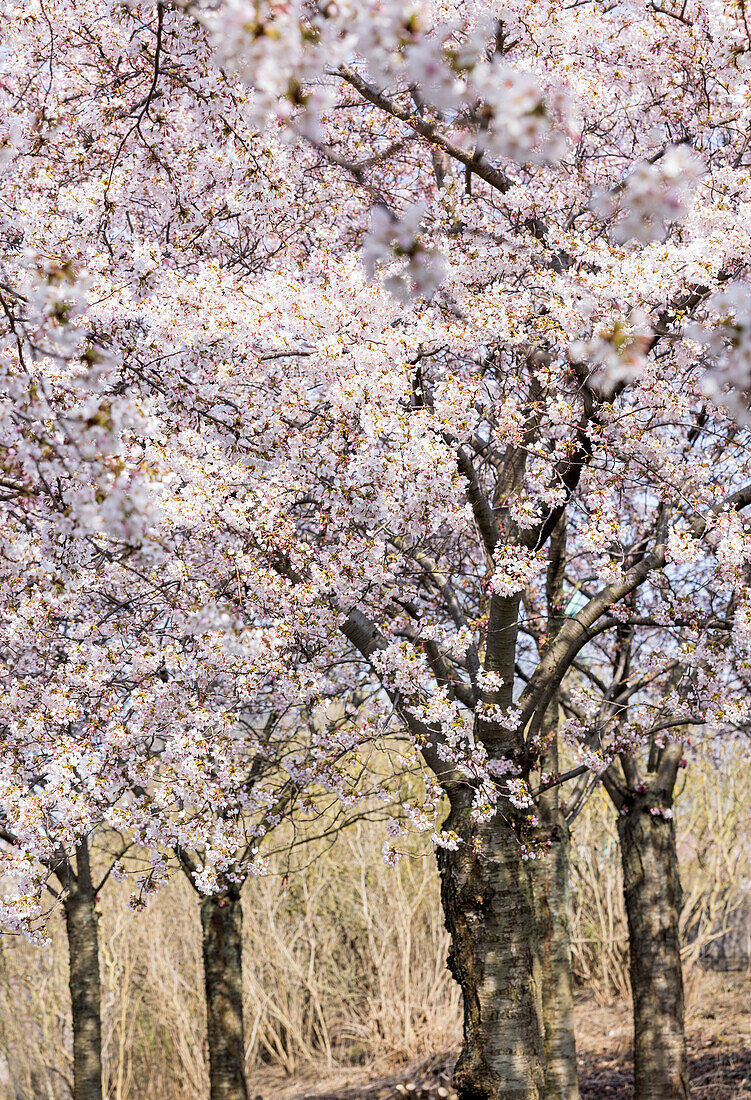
left=439, top=793, right=545, bottom=1100
left=531, top=809, right=579, bottom=1100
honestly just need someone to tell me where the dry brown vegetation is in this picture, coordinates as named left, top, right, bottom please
left=0, top=747, right=748, bottom=1100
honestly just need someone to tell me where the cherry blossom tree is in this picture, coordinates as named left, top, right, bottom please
left=0, top=828, right=133, bottom=1100
left=5, top=3, right=751, bottom=1100
left=167, top=701, right=392, bottom=1100
left=557, top=592, right=751, bottom=1100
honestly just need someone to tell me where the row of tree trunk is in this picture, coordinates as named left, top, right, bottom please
left=62, top=843, right=247, bottom=1100
left=441, top=797, right=687, bottom=1100
left=60, top=797, right=687, bottom=1100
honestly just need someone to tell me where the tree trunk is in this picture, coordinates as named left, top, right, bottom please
left=62, top=840, right=103, bottom=1100
left=531, top=810, right=579, bottom=1100
left=618, top=803, right=689, bottom=1100
left=531, top=517, right=579, bottom=1100
left=201, top=889, right=249, bottom=1100
left=439, top=793, right=545, bottom=1100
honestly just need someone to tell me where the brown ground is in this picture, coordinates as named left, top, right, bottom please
left=575, top=971, right=751, bottom=1099
left=257, top=972, right=750, bottom=1100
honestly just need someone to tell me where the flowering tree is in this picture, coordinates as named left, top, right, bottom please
left=5, top=2, right=751, bottom=1099
left=167, top=701, right=392, bottom=1100
left=555, top=551, right=751, bottom=1100
left=0, top=828, right=134, bottom=1100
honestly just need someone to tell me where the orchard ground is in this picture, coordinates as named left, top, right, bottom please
left=260, top=972, right=751, bottom=1100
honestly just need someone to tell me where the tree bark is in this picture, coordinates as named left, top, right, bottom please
left=531, top=805, right=579, bottom=1100
left=201, top=889, right=249, bottom=1100
left=531, top=515, right=579, bottom=1100
left=618, top=802, right=689, bottom=1100
left=439, top=792, right=545, bottom=1100
left=62, top=840, right=103, bottom=1100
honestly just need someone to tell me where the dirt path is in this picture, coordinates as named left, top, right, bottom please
left=256, top=973, right=750, bottom=1100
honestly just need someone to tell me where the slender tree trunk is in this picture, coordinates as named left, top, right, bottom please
left=530, top=515, right=579, bottom=1100
left=618, top=802, right=689, bottom=1100
left=531, top=804, right=579, bottom=1100
left=62, top=839, right=103, bottom=1100
left=439, top=791, right=545, bottom=1100
left=201, top=889, right=249, bottom=1100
